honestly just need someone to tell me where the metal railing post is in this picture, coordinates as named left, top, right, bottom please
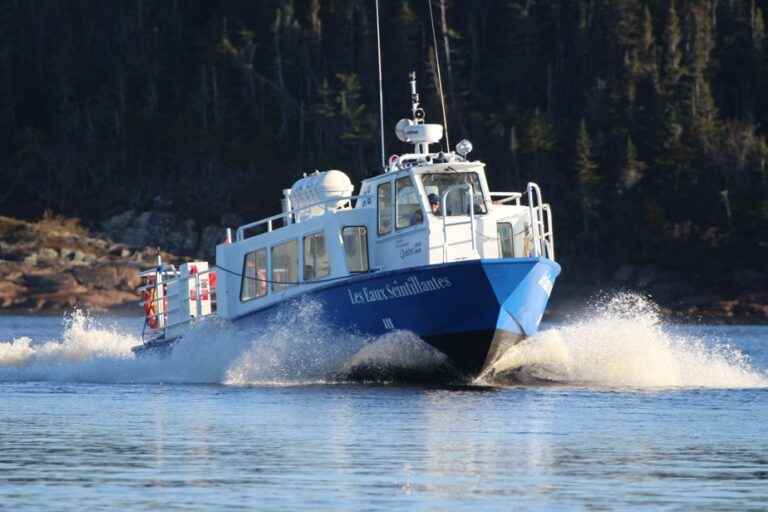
left=194, top=272, right=202, bottom=318
left=526, top=183, right=542, bottom=257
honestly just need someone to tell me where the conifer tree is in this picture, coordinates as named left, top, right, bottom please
left=525, top=109, right=556, bottom=180
left=620, top=136, right=645, bottom=191
left=575, top=118, right=600, bottom=236
left=661, top=0, right=683, bottom=99
left=686, top=0, right=717, bottom=134
left=635, top=5, right=661, bottom=159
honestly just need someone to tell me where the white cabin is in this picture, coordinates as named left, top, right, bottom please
left=212, top=155, right=554, bottom=321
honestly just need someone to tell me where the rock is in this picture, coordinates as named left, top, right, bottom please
left=0, top=248, right=23, bottom=262
left=105, top=210, right=199, bottom=255
left=69, top=250, right=95, bottom=265
left=101, top=210, right=136, bottom=239
left=114, top=266, right=141, bottom=290
left=0, top=280, right=27, bottom=308
left=21, top=273, right=73, bottom=293
left=71, top=266, right=121, bottom=290
left=92, top=239, right=109, bottom=250
left=108, top=243, right=131, bottom=258
left=39, top=247, right=58, bottom=260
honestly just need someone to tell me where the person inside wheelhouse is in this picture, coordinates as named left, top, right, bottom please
left=420, top=171, right=487, bottom=217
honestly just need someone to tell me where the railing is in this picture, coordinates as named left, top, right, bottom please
left=139, top=267, right=217, bottom=342
left=490, top=191, right=522, bottom=206
left=525, top=182, right=555, bottom=260
left=542, top=203, right=555, bottom=260
left=236, top=194, right=371, bottom=242
left=441, top=183, right=476, bottom=263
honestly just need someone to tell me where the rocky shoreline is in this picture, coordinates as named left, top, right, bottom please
left=1, top=214, right=766, bottom=323
left=0, top=215, right=180, bottom=311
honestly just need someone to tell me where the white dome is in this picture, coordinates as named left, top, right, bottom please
left=289, top=170, right=354, bottom=221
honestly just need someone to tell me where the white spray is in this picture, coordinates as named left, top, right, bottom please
left=477, top=293, right=768, bottom=389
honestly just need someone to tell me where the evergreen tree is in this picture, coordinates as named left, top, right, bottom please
left=661, top=0, right=684, bottom=100
left=620, top=135, right=645, bottom=191
left=575, top=118, right=600, bottom=237
left=0, top=0, right=766, bottom=276
left=524, top=109, right=556, bottom=183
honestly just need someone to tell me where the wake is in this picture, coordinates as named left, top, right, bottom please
left=478, top=293, right=768, bottom=389
left=0, top=303, right=453, bottom=385
left=0, top=294, right=765, bottom=389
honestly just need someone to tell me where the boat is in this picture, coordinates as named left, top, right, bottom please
left=133, top=73, right=560, bottom=378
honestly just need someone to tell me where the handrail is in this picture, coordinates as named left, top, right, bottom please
left=236, top=194, right=371, bottom=242
left=140, top=267, right=217, bottom=341
left=542, top=203, right=555, bottom=260
left=441, top=183, right=476, bottom=263
left=490, top=191, right=522, bottom=205
left=526, top=183, right=542, bottom=257
left=525, top=182, right=556, bottom=260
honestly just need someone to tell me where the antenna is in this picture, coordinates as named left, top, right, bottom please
left=409, top=71, right=423, bottom=123
left=427, top=0, right=450, bottom=153
left=374, top=0, right=386, bottom=169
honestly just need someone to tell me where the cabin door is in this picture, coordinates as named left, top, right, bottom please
left=373, top=177, right=428, bottom=271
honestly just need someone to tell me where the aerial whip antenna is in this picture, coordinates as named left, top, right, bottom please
left=427, top=0, right=450, bottom=152
left=374, top=0, right=386, bottom=169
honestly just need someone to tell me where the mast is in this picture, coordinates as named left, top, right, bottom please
left=374, top=0, right=386, bottom=169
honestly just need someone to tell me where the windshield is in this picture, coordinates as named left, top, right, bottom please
left=420, top=172, right=487, bottom=216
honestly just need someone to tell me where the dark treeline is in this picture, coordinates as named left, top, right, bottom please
left=1, top=0, right=767, bottom=271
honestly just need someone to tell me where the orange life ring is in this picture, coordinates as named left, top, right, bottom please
left=143, top=288, right=159, bottom=329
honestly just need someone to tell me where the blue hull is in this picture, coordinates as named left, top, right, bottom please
left=135, top=258, right=561, bottom=376
left=247, top=257, right=559, bottom=375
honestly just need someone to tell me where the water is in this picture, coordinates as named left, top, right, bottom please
left=1, top=295, right=767, bottom=510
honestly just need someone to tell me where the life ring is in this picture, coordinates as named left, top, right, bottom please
left=143, top=288, right=159, bottom=329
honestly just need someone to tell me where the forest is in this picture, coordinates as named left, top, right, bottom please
left=1, top=0, right=767, bottom=281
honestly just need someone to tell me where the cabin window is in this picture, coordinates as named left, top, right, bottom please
left=271, top=239, right=298, bottom=292
left=241, top=248, right=268, bottom=301
left=303, top=231, right=330, bottom=281
left=395, top=176, right=424, bottom=229
left=342, top=226, right=369, bottom=273
left=420, top=172, right=487, bottom=216
left=497, top=222, right=515, bottom=258
left=377, top=182, right=393, bottom=236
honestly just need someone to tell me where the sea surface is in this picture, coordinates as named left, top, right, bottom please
left=1, top=295, right=767, bottom=511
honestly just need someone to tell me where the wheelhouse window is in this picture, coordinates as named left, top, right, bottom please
left=241, top=248, right=267, bottom=301
left=395, top=176, right=423, bottom=229
left=497, top=222, right=515, bottom=258
left=303, top=231, right=330, bottom=281
left=420, top=172, right=487, bottom=216
left=377, top=182, right=393, bottom=236
left=271, top=240, right=298, bottom=292
left=342, top=226, right=369, bottom=273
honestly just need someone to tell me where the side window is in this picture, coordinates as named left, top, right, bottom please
left=377, top=182, right=393, bottom=236
left=497, top=222, right=515, bottom=258
left=396, top=176, right=423, bottom=229
left=271, top=240, right=298, bottom=292
left=303, top=232, right=330, bottom=281
left=342, top=226, right=369, bottom=273
left=241, top=248, right=267, bottom=301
